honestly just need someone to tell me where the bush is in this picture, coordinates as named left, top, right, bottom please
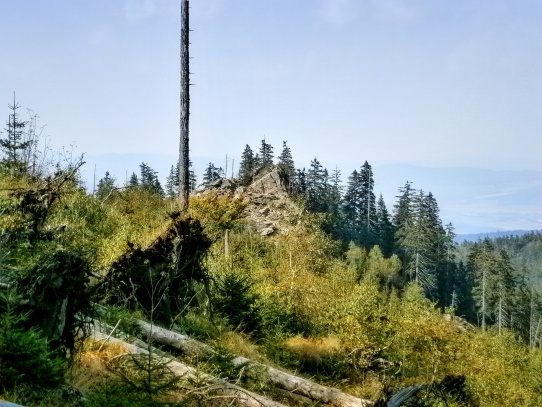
left=0, top=292, right=66, bottom=392
left=213, top=272, right=262, bottom=336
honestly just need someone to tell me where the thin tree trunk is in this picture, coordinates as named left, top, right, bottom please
left=224, top=229, right=230, bottom=259
left=415, top=252, right=419, bottom=284
left=530, top=289, right=535, bottom=347
left=178, top=0, right=190, bottom=211
left=481, top=268, right=486, bottom=332
left=499, top=293, right=502, bottom=336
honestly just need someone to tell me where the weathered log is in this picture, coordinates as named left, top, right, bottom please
left=92, top=331, right=287, bottom=407
left=138, top=321, right=374, bottom=407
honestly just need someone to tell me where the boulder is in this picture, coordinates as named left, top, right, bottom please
left=260, top=227, right=275, bottom=236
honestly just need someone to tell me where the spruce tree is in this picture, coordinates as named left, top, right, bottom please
left=293, top=168, right=307, bottom=195
left=238, top=144, right=256, bottom=186
left=128, top=172, right=139, bottom=187
left=325, top=167, right=344, bottom=238
left=139, top=162, right=164, bottom=196
left=493, top=249, right=517, bottom=334
left=165, top=165, right=178, bottom=198
left=512, top=266, right=538, bottom=344
left=375, top=194, right=394, bottom=257
left=342, top=170, right=362, bottom=243
left=437, top=222, right=457, bottom=308
left=467, top=239, right=499, bottom=331
left=393, top=181, right=414, bottom=272
left=394, top=185, right=448, bottom=296
left=0, top=93, right=30, bottom=174
left=453, top=260, right=475, bottom=319
left=95, top=171, right=116, bottom=200
left=259, top=138, right=274, bottom=169
left=359, top=161, right=377, bottom=246
left=306, top=158, right=328, bottom=212
left=202, top=162, right=223, bottom=183
left=167, top=160, right=197, bottom=197
left=277, top=141, right=295, bottom=192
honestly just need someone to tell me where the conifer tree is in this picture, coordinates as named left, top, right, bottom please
left=306, top=158, right=328, bottom=212
left=0, top=93, right=30, bottom=174
left=325, top=167, right=344, bottom=237
left=259, top=138, right=274, bottom=169
left=467, top=239, right=498, bottom=331
left=202, top=162, right=223, bottom=183
left=139, top=162, right=164, bottom=196
left=437, top=222, right=457, bottom=308
left=342, top=169, right=362, bottom=243
left=375, top=194, right=394, bottom=257
left=512, top=267, right=539, bottom=344
left=96, top=171, right=116, bottom=200
left=253, top=153, right=262, bottom=173
left=238, top=144, right=256, bottom=186
left=128, top=172, right=139, bottom=187
left=166, top=160, right=196, bottom=198
left=277, top=141, right=295, bottom=192
left=493, top=249, right=517, bottom=334
left=293, top=168, right=307, bottom=195
left=393, top=181, right=414, bottom=271
left=393, top=186, right=448, bottom=296
left=359, top=161, right=377, bottom=246
left=165, top=165, right=177, bottom=198
left=453, top=260, right=475, bottom=319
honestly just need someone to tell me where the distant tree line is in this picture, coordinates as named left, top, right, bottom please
left=227, top=139, right=542, bottom=345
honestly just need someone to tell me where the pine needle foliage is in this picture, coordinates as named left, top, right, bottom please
left=0, top=290, right=65, bottom=392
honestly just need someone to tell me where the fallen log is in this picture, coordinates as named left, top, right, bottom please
left=138, top=320, right=374, bottom=407
left=92, top=331, right=288, bottom=407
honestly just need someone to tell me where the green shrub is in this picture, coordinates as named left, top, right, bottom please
left=176, top=312, right=222, bottom=340
left=0, top=292, right=66, bottom=391
left=213, top=272, right=262, bottom=336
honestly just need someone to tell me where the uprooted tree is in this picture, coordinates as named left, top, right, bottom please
left=98, top=213, right=212, bottom=326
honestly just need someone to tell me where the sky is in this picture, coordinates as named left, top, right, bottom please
left=1, top=1, right=542, bottom=233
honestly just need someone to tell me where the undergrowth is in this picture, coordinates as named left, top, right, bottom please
left=3, top=179, right=542, bottom=407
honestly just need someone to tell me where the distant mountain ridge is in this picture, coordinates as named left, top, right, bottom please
left=373, top=164, right=542, bottom=234
left=455, top=229, right=542, bottom=243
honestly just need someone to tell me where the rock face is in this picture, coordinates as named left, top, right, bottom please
left=244, top=167, right=288, bottom=197
left=193, top=166, right=301, bottom=236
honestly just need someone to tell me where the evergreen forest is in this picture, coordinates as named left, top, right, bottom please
left=2, top=98, right=542, bottom=407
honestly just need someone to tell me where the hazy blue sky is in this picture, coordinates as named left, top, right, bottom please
left=1, top=1, right=542, bottom=232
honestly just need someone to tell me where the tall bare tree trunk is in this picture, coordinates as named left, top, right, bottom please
left=178, top=0, right=190, bottom=211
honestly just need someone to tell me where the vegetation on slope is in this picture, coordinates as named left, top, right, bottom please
left=2, top=101, right=542, bottom=406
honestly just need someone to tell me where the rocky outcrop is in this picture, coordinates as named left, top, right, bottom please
left=193, top=166, right=302, bottom=237
left=242, top=167, right=288, bottom=197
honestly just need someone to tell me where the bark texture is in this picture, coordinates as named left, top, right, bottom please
left=138, top=321, right=374, bottom=407
left=178, top=0, right=190, bottom=211
left=93, top=331, right=288, bottom=407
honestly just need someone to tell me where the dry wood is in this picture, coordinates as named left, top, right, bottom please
left=138, top=321, right=374, bottom=407
left=92, top=331, right=287, bottom=407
